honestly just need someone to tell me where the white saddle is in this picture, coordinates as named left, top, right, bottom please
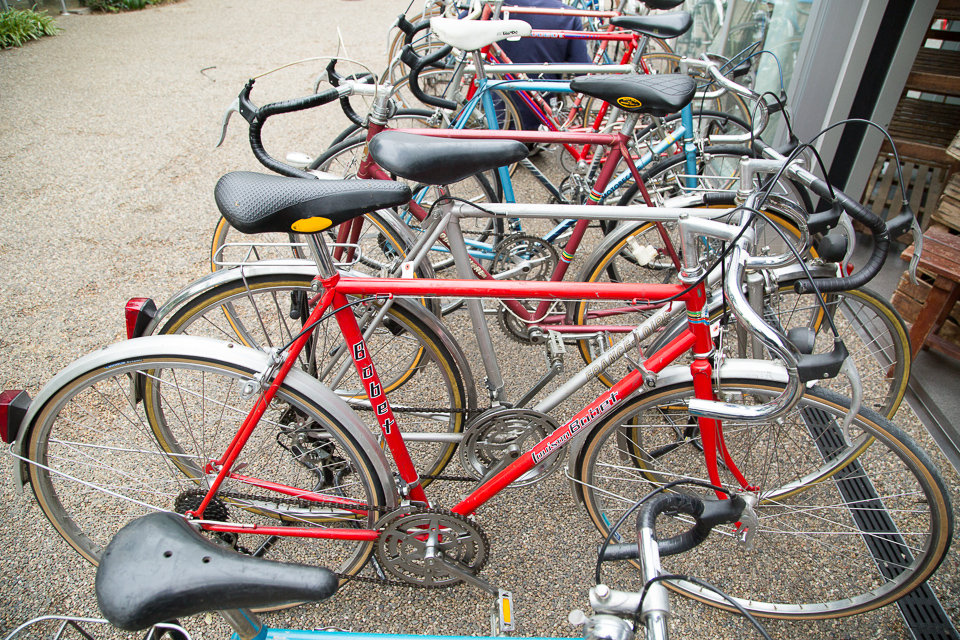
left=430, top=17, right=532, bottom=51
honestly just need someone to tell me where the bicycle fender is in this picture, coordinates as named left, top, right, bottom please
left=12, top=336, right=398, bottom=506
left=143, top=260, right=321, bottom=337
left=566, top=360, right=789, bottom=506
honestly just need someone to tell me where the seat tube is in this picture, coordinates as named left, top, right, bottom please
left=681, top=104, right=698, bottom=190
left=445, top=192, right=508, bottom=404
left=308, top=232, right=339, bottom=280
left=474, top=51, right=517, bottom=204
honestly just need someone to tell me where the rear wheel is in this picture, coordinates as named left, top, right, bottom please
left=26, top=346, right=389, bottom=579
left=157, top=273, right=472, bottom=483
left=574, top=380, right=953, bottom=618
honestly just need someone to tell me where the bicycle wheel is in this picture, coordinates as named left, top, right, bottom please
left=567, top=199, right=813, bottom=387
left=158, top=273, right=472, bottom=483
left=739, top=285, right=910, bottom=419
left=573, top=380, right=953, bottom=618
left=24, top=338, right=390, bottom=576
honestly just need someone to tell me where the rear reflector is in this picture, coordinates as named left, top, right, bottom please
left=0, top=390, right=30, bottom=444
left=125, top=298, right=157, bottom=340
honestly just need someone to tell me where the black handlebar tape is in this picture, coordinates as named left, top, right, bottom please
left=247, top=88, right=341, bottom=179
left=322, top=59, right=364, bottom=126
left=806, top=176, right=834, bottom=202
left=795, top=189, right=890, bottom=295
left=702, top=191, right=737, bottom=206
left=598, top=542, right=640, bottom=561
left=402, top=17, right=432, bottom=47
left=886, top=207, right=916, bottom=239
left=639, top=493, right=707, bottom=557
left=402, top=44, right=458, bottom=111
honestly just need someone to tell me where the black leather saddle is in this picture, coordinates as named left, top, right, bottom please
left=642, top=0, right=683, bottom=9
left=368, top=131, right=529, bottom=186
left=95, top=512, right=339, bottom=631
left=214, top=171, right=411, bottom=235
left=610, top=12, right=692, bottom=39
left=569, top=73, right=696, bottom=117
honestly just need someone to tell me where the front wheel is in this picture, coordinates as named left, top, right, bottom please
left=25, top=339, right=390, bottom=579
left=573, top=380, right=953, bottom=618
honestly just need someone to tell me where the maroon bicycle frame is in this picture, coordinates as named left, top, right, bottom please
left=331, top=120, right=675, bottom=337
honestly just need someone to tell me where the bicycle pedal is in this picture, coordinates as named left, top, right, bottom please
left=545, top=330, right=567, bottom=359
left=497, top=589, right=515, bottom=634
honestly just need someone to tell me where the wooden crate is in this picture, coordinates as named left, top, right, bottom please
left=892, top=270, right=960, bottom=348
left=861, top=154, right=950, bottom=234
left=932, top=172, right=960, bottom=231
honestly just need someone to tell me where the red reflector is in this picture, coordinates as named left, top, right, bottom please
left=125, top=298, right=157, bottom=340
left=846, top=263, right=855, bottom=276
left=0, top=389, right=30, bottom=444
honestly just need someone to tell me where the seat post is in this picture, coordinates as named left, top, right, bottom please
left=308, top=232, right=339, bottom=280
left=219, top=608, right=266, bottom=640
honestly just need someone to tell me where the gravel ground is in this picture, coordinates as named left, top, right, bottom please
left=1, top=2, right=958, bottom=639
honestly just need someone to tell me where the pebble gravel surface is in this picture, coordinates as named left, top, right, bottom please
left=1, top=2, right=957, bottom=639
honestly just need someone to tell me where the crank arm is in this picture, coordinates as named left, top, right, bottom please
left=432, top=554, right=497, bottom=595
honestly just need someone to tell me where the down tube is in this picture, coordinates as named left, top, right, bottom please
left=453, top=369, right=646, bottom=516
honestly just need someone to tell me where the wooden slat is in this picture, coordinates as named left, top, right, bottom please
left=872, top=157, right=898, bottom=216
left=907, top=49, right=960, bottom=96
left=926, top=165, right=949, bottom=228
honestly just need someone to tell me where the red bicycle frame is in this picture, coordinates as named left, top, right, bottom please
left=194, top=270, right=736, bottom=542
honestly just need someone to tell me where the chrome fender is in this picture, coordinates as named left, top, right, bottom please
left=12, top=335, right=398, bottom=508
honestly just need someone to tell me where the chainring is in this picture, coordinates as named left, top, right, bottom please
left=374, top=509, right=489, bottom=588
left=491, top=234, right=559, bottom=281
left=459, top=408, right=564, bottom=487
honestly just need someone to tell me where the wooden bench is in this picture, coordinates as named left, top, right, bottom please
left=901, top=223, right=960, bottom=360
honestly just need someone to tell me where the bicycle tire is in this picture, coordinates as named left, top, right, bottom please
left=24, top=338, right=391, bottom=579
left=157, top=273, right=472, bottom=484
left=573, top=379, right=953, bottom=618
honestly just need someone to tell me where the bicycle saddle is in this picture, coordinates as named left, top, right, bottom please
left=430, top=17, right=532, bottom=51
left=610, top=12, right=692, bottom=39
left=640, top=0, right=684, bottom=11
left=569, top=73, right=696, bottom=117
left=214, top=172, right=411, bottom=234
left=95, top=512, right=339, bottom=631
left=368, top=131, right=529, bottom=186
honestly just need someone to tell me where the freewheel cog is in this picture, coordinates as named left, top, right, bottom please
left=375, top=509, right=489, bottom=587
left=459, top=408, right=564, bottom=487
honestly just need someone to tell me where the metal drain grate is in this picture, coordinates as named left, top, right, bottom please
left=803, top=407, right=958, bottom=640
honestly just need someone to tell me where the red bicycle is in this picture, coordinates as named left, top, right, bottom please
left=9, top=135, right=953, bottom=620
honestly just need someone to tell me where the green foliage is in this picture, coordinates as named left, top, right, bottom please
left=0, top=8, right=61, bottom=49
left=82, top=0, right=167, bottom=12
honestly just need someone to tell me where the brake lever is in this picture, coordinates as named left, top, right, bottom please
left=216, top=97, right=240, bottom=148
left=734, top=494, right=758, bottom=552
left=313, top=69, right=330, bottom=94
left=837, top=211, right=855, bottom=276
left=838, top=356, right=862, bottom=447
left=908, top=217, right=924, bottom=286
